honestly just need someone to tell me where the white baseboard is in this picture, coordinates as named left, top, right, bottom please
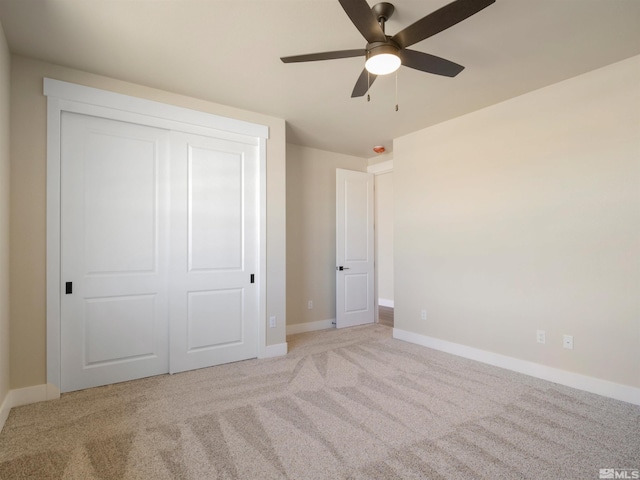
left=10, top=383, right=60, bottom=407
left=393, top=328, right=640, bottom=406
left=0, top=391, right=10, bottom=433
left=0, top=383, right=61, bottom=433
left=287, top=319, right=335, bottom=336
left=259, top=342, right=288, bottom=359
left=378, top=298, right=394, bottom=308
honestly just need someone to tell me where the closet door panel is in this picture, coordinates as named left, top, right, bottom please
left=60, top=112, right=171, bottom=392
left=169, top=132, right=259, bottom=373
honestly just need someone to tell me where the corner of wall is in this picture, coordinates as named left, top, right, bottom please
left=0, top=19, right=13, bottom=431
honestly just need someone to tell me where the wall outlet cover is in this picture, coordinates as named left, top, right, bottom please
left=563, top=334, right=574, bottom=349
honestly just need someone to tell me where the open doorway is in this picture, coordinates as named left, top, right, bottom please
left=370, top=159, right=394, bottom=327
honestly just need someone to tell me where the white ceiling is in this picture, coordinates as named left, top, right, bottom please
left=0, top=0, right=639, bottom=158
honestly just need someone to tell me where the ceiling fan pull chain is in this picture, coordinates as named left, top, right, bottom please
left=367, top=70, right=371, bottom=102
left=395, top=70, right=399, bottom=112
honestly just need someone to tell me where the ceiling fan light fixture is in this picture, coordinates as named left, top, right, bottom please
left=279, top=0, right=495, bottom=97
left=365, top=44, right=401, bottom=75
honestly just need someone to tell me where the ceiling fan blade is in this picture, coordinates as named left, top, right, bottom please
left=392, top=0, right=495, bottom=49
left=339, top=0, right=386, bottom=43
left=399, top=49, right=464, bottom=77
left=281, top=49, right=366, bottom=63
left=351, top=68, right=377, bottom=97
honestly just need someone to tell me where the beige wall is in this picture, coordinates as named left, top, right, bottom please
left=394, top=55, right=640, bottom=388
left=375, top=172, right=394, bottom=304
left=368, top=151, right=393, bottom=167
left=286, top=144, right=367, bottom=326
left=10, top=55, right=286, bottom=389
left=0, top=23, right=11, bottom=407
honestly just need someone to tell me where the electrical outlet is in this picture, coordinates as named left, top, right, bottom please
left=563, top=335, right=574, bottom=349
left=537, top=330, right=546, bottom=344
left=307, top=300, right=313, bottom=310
left=269, top=316, right=276, bottom=328
left=420, top=309, right=427, bottom=321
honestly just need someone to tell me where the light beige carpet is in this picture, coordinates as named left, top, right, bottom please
left=1, top=324, right=638, bottom=479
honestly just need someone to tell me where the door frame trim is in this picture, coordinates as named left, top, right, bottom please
left=45, top=78, right=269, bottom=390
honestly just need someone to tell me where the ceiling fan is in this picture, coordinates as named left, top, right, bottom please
left=280, top=0, right=495, bottom=98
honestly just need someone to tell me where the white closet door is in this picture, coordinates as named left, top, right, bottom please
left=60, top=112, right=171, bottom=392
left=168, top=132, right=259, bottom=373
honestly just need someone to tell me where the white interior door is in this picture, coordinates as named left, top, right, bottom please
left=60, top=113, right=260, bottom=392
left=168, top=132, right=259, bottom=373
left=336, top=168, right=375, bottom=328
left=60, top=112, right=171, bottom=392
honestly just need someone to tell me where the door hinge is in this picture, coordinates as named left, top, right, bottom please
left=65, top=282, right=73, bottom=294
left=250, top=274, right=255, bottom=284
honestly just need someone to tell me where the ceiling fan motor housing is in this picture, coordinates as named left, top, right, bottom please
left=366, top=39, right=400, bottom=60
